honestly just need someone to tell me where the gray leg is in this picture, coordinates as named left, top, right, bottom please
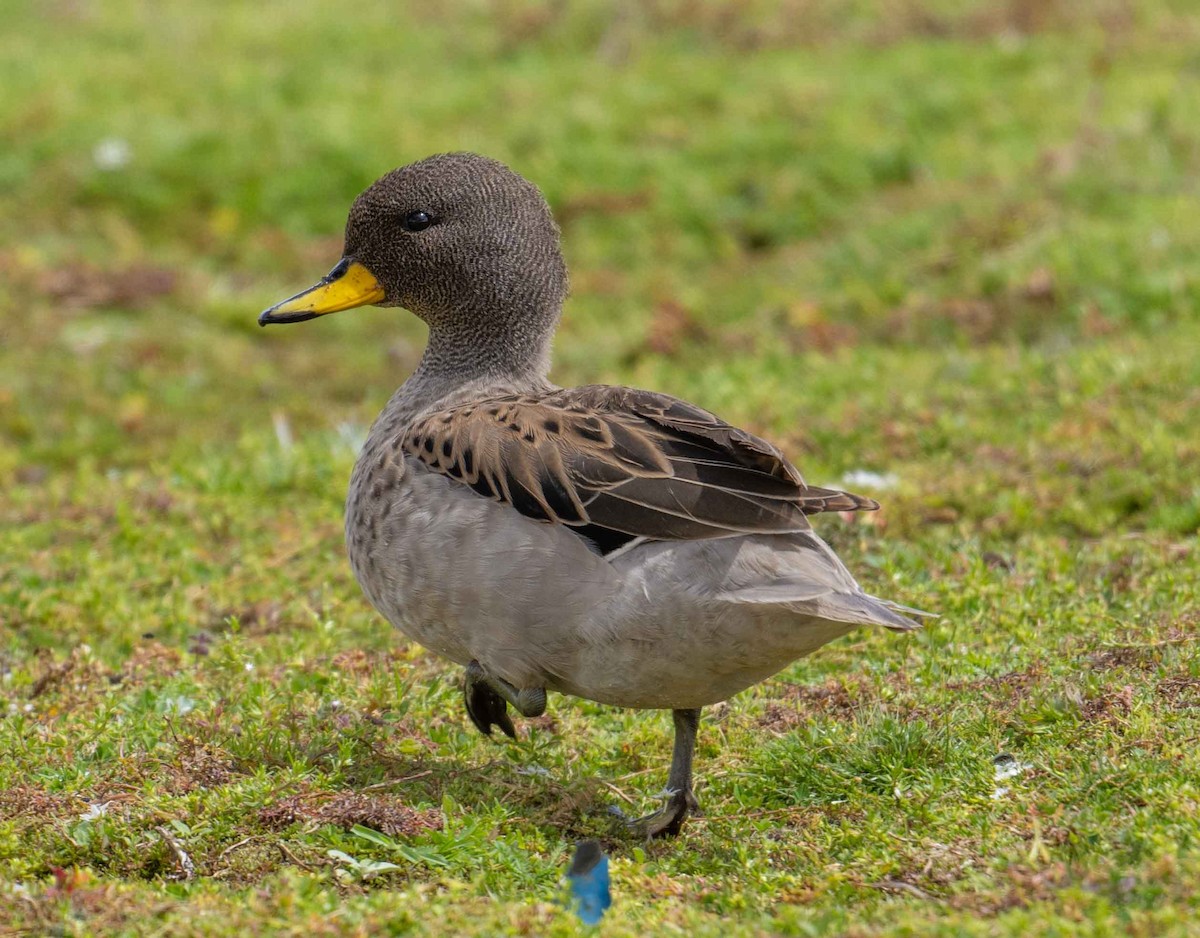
left=628, top=708, right=702, bottom=839
left=463, top=660, right=547, bottom=740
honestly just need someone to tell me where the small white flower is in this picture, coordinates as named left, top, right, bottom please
left=162, top=695, right=196, bottom=715
left=841, top=469, right=900, bottom=491
left=79, top=802, right=111, bottom=821
left=244, top=662, right=255, bottom=672
left=993, top=758, right=1032, bottom=781
left=272, top=411, right=294, bottom=452
left=990, top=754, right=1032, bottom=799
left=93, top=137, right=132, bottom=170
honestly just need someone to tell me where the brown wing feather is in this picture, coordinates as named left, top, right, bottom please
left=402, top=386, right=878, bottom=543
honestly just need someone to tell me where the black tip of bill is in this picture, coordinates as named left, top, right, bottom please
left=258, top=307, right=320, bottom=327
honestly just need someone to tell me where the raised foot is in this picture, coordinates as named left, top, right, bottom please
left=464, top=661, right=516, bottom=738
left=613, top=788, right=700, bottom=840
left=463, top=660, right=547, bottom=739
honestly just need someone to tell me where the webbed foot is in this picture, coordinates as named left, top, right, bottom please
left=609, top=707, right=703, bottom=839
left=463, top=660, right=546, bottom=739
left=612, top=787, right=700, bottom=839
left=464, top=661, right=516, bottom=738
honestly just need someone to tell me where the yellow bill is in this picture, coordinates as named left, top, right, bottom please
left=258, top=258, right=385, bottom=326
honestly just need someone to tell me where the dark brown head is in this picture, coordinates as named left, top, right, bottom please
left=259, top=154, right=569, bottom=375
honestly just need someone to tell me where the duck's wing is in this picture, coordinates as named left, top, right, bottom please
left=401, top=385, right=877, bottom=546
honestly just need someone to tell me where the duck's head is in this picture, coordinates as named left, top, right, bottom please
left=259, top=153, right=568, bottom=346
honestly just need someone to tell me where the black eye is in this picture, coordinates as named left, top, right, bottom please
left=402, top=210, right=434, bottom=232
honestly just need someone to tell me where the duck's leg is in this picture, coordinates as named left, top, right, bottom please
left=628, top=708, right=702, bottom=839
left=463, top=660, right=547, bottom=739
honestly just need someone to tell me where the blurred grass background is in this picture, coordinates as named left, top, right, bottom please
left=2, top=1, right=1199, bottom=935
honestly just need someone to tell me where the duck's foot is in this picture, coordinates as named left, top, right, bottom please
left=612, top=787, right=700, bottom=839
left=464, top=662, right=516, bottom=738
left=609, top=707, right=703, bottom=839
left=463, top=660, right=546, bottom=739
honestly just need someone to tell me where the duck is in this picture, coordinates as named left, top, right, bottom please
left=259, top=152, right=927, bottom=838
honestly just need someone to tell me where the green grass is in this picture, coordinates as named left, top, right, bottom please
left=2, top=0, right=1199, bottom=934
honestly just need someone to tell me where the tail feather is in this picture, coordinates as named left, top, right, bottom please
left=799, top=486, right=879, bottom=515
left=711, top=530, right=934, bottom=631
left=721, top=585, right=929, bottom=631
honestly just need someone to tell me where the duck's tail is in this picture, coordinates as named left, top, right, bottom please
left=712, top=531, right=935, bottom=631
left=719, top=583, right=931, bottom=631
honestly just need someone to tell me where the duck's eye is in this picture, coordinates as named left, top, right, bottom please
left=402, top=211, right=434, bottom=232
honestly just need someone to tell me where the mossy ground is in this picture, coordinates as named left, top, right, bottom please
left=2, top=1, right=1198, bottom=934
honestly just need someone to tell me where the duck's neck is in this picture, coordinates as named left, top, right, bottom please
left=376, top=303, right=559, bottom=430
